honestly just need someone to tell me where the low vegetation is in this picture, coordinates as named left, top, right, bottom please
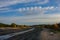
left=31, top=23, right=60, bottom=32
left=0, top=23, right=32, bottom=30
left=0, top=23, right=60, bottom=32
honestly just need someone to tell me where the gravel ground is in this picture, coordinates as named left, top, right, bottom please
left=40, top=29, right=60, bottom=40
left=0, top=28, right=60, bottom=40
left=0, top=28, right=31, bottom=36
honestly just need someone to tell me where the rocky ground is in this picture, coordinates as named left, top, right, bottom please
left=0, top=28, right=60, bottom=40
left=40, top=28, right=60, bottom=40
left=0, top=28, right=31, bottom=36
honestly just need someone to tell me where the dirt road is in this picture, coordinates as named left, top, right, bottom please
left=40, top=29, right=60, bottom=40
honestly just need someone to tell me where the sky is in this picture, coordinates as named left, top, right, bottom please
left=0, top=0, right=60, bottom=25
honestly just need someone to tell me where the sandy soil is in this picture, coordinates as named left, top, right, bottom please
left=40, top=29, right=60, bottom=40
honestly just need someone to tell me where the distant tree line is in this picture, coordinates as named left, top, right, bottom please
left=0, top=23, right=16, bottom=27
left=31, top=23, right=60, bottom=31
left=0, top=23, right=31, bottom=29
left=0, top=23, right=60, bottom=30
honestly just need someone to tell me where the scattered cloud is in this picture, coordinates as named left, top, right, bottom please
left=0, top=0, right=60, bottom=25
left=18, top=6, right=56, bottom=15
left=0, top=0, right=49, bottom=7
left=0, top=6, right=55, bottom=14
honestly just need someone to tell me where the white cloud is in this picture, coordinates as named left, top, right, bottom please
left=19, top=8, right=22, bottom=11
left=18, top=6, right=56, bottom=15
left=0, top=0, right=49, bottom=7
left=0, top=13, right=60, bottom=25
left=30, top=7, right=34, bottom=10
left=0, top=6, right=57, bottom=16
left=36, top=0, right=49, bottom=4
left=0, top=7, right=18, bottom=13
left=26, top=7, right=30, bottom=10
left=22, top=8, right=26, bottom=11
left=0, top=0, right=60, bottom=25
left=19, top=6, right=55, bottom=11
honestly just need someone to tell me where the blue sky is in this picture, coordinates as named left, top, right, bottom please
left=0, top=0, right=60, bottom=25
